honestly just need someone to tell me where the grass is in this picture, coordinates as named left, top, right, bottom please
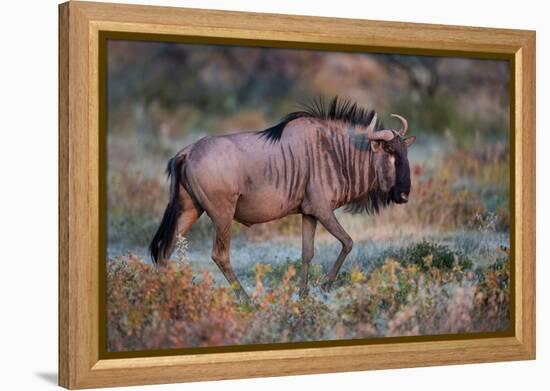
left=105, top=101, right=511, bottom=352
left=106, top=241, right=510, bottom=351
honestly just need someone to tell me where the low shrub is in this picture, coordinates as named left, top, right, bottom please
left=398, top=240, right=473, bottom=271
left=106, top=247, right=510, bottom=351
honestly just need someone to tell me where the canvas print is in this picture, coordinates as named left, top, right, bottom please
left=105, top=39, right=511, bottom=353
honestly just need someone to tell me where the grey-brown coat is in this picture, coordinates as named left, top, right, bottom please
left=149, top=98, right=416, bottom=299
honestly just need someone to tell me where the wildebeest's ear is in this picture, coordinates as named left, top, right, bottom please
left=371, top=140, right=383, bottom=153
left=404, top=136, right=416, bottom=147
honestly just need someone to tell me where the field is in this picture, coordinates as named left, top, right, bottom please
left=105, top=40, right=511, bottom=351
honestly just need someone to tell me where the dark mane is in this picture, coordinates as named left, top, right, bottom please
left=258, top=96, right=383, bottom=143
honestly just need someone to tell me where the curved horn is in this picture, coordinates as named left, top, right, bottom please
left=365, top=113, right=394, bottom=142
left=391, top=113, right=408, bottom=137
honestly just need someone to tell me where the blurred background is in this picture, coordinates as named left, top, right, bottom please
left=106, top=39, right=512, bottom=349
left=107, top=39, right=510, bottom=269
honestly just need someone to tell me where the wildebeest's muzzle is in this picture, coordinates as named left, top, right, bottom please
left=390, top=186, right=409, bottom=204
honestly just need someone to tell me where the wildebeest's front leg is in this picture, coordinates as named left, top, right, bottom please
left=210, top=215, right=249, bottom=301
left=315, top=211, right=353, bottom=291
left=300, top=214, right=317, bottom=297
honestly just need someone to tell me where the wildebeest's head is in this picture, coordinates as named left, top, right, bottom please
left=364, top=114, right=416, bottom=204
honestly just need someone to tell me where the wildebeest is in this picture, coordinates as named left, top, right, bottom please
left=149, top=97, right=416, bottom=299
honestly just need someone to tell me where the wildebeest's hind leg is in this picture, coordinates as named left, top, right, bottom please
left=299, top=214, right=317, bottom=297
left=315, top=211, right=353, bottom=291
left=209, top=204, right=249, bottom=301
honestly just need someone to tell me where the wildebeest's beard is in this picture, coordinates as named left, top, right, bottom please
left=344, top=188, right=391, bottom=214
left=344, top=154, right=393, bottom=215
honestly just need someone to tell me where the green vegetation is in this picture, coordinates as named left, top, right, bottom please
left=389, top=95, right=508, bottom=148
left=396, top=240, right=473, bottom=271
left=107, top=243, right=510, bottom=351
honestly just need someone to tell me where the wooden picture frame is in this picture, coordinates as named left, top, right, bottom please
left=58, top=1, right=536, bottom=388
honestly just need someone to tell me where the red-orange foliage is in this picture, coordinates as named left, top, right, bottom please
left=107, top=250, right=510, bottom=352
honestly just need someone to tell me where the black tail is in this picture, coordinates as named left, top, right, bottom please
left=149, top=156, right=183, bottom=264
